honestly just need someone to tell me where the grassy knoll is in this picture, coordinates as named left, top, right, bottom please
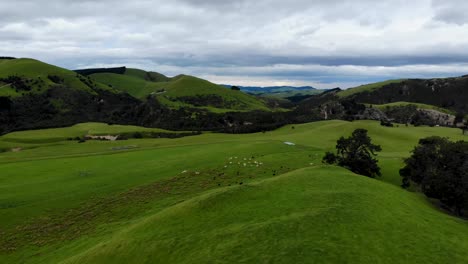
left=124, top=68, right=171, bottom=82
left=89, top=73, right=167, bottom=99
left=338, top=79, right=404, bottom=98
left=0, top=58, right=113, bottom=97
left=368, top=101, right=455, bottom=115
left=0, top=120, right=466, bottom=263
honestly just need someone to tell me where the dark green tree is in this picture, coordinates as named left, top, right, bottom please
left=400, top=137, right=468, bottom=216
left=322, top=129, right=382, bottom=178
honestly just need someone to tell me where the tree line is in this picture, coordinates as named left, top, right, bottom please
left=323, top=129, right=467, bottom=217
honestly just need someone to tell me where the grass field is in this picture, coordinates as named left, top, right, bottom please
left=0, top=120, right=467, bottom=263
left=0, top=123, right=174, bottom=145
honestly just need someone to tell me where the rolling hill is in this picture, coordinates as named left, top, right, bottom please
left=0, top=120, right=467, bottom=263
left=0, top=58, right=284, bottom=135
left=0, top=58, right=113, bottom=98
left=0, top=58, right=145, bottom=134
left=87, top=68, right=272, bottom=112
left=338, top=76, right=468, bottom=115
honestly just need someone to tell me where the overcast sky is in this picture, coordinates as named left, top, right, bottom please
left=1, top=0, right=468, bottom=88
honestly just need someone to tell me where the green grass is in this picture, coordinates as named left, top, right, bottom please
left=338, top=79, right=404, bottom=98
left=61, top=166, right=468, bottom=264
left=157, top=75, right=270, bottom=112
left=0, top=58, right=114, bottom=97
left=124, top=68, right=170, bottom=82
left=368, top=101, right=455, bottom=115
left=0, top=123, right=173, bottom=144
left=89, top=73, right=167, bottom=99
left=1, top=59, right=270, bottom=112
left=0, top=120, right=467, bottom=263
left=89, top=72, right=271, bottom=112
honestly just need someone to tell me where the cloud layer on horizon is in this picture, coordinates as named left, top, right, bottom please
left=1, top=0, right=468, bottom=88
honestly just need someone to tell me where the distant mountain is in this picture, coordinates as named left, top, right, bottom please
left=221, top=85, right=325, bottom=102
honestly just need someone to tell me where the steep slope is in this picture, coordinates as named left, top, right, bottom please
left=0, top=58, right=141, bottom=134
left=61, top=166, right=468, bottom=263
left=338, top=76, right=468, bottom=114
left=0, top=58, right=113, bottom=97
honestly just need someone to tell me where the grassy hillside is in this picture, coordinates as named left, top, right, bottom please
left=89, top=72, right=166, bottom=99
left=157, top=75, right=271, bottom=112
left=338, top=79, right=404, bottom=98
left=124, top=68, right=170, bottom=82
left=62, top=166, right=468, bottom=264
left=0, top=120, right=467, bottom=263
left=0, top=58, right=113, bottom=98
left=89, top=71, right=271, bottom=112
left=336, top=77, right=468, bottom=115
left=369, top=101, right=455, bottom=115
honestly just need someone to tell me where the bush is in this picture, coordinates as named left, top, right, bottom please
left=322, top=151, right=337, bottom=164
left=380, top=120, right=393, bottom=127
left=132, top=132, right=143, bottom=139
left=322, top=129, right=382, bottom=178
left=400, top=137, right=468, bottom=216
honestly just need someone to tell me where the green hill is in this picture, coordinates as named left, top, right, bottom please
left=0, top=120, right=467, bottom=263
left=124, top=68, right=171, bottom=82
left=0, top=58, right=113, bottom=98
left=338, top=79, right=404, bottom=98
left=89, top=70, right=271, bottom=112
left=369, top=101, right=455, bottom=115
left=61, top=166, right=468, bottom=264
left=336, top=77, right=468, bottom=115
left=89, top=72, right=166, bottom=99
left=157, top=75, right=271, bottom=112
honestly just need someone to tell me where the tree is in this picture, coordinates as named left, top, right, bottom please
left=454, top=112, right=464, bottom=126
left=400, top=137, right=468, bottom=216
left=322, top=129, right=382, bottom=178
left=231, top=86, right=240, bottom=91
left=461, top=120, right=468, bottom=135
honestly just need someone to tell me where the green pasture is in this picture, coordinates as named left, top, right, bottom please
left=0, top=120, right=466, bottom=263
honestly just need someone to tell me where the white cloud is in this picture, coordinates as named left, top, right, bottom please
left=0, top=0, right=467, bottom=87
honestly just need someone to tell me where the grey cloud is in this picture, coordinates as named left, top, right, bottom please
left=1, top=0, right=468, bottom=88
left=432, top=0, right=468, bottom=25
